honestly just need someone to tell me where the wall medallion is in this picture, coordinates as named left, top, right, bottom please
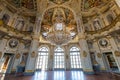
left=8, top=38, right=19, bottom=48
left=114, top=51, right=120, bottom=57
left=99, top=38, right=108, bottom=47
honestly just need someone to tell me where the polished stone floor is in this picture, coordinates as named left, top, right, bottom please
left=1, top=71, right=114, bottom=80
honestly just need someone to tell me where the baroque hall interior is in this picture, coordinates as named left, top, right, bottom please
left=0, top=0, right=120, bottom=80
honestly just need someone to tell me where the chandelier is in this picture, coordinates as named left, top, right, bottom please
left=41, top=7, right=77, bottom=46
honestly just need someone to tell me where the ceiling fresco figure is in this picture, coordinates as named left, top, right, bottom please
left=6, top=0, right=36, bottom=10
left=84, top=0, right=109, bottom=10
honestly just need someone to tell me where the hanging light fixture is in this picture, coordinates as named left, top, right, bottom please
left=41, top=7, right=77, bottom=46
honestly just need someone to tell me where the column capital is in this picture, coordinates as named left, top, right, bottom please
left=32, top=35, right=39, bottom=41
left=78, top=34, right=86, bottom=40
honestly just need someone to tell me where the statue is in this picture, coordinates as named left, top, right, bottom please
left=15, top=18, right=24, bottom=30
left=93, top=20, right=101, bottom=30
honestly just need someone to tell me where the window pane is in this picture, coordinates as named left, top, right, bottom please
left=70, top=47, right=82, bottom=69
left=36, top=47, right=49, bottom=70
left=54, top=47, right=65, bottom=69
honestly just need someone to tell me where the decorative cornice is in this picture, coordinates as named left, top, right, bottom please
left=86, top=14, right=120, bottom=34
left=0, top=22, right=33, bottom=36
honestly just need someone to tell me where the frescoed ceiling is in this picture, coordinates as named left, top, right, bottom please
left=6, top=0, right=37, bottom=11
left=82, top=0, right=110, bottom=11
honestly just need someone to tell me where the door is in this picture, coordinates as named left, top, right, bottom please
left=103, top=52, right=118, bottom=71
left=0, top=53, right=14, bottom=73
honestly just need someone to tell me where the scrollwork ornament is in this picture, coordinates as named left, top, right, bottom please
left=16, top=53, right=21, bottom=59
left=83, top=51, right=87, bottom=57
left=0, top=52, right=2, bottom=58
left=31, top=51, right=36, bottom=58
left=97, top=53, right=102, bottom=58
left=114, top=51, right=120, bottom=57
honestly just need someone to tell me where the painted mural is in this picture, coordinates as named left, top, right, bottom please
left=6, top=0, right=36, bottom=10
left=83, top=0, right=109, bottom=10
left=41, top=7, right=77, bottom=39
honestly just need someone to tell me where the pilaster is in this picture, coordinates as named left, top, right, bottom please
left=24, top=35, right=39, bottom=75
left=78, top=35, right=94, bottom=74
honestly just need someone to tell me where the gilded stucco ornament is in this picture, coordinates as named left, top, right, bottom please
left=97, top=53, right=102, bottom=58
left=0, top=20, right=3, bottom=26
left=16, top=53, right=21, bottom=59
left=0, top=52, right=2, bottom=58
left=83, top=51, right=87, bottom=57
left=114, top=51, right=120, bottom=57
left=31, top=51, right=36, bottom=58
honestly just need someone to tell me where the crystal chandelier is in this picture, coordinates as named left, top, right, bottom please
left=43, top=23, right=76, bottom=45
left=41, top=7, right=77, bottom=46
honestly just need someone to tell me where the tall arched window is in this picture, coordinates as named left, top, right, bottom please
left=36, top=47, right=49, bottom=70
left=54, top=47, right=65, bottom=69
left=70, top=47, right=82, bottom=69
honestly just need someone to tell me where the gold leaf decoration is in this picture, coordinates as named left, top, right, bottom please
left=0, top=52, right=2, bottom=58
left=83, top=51, right=87, bottom=57
left=0, top=20, right=3, bottom=26
left=31, top=51, right=36, bottom=58
left=97, top=53, right=102, bottom=58
left=16, top=53, right=21, bottom=59
left=114, top=51, right=120, bottom=57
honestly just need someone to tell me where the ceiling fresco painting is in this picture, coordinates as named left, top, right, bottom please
left=41, top=7, right=77, bottom=45
left=41, top=7, right=77, bottom=33
left=6, top=0, right=37, bottom=10
left=83, top=0, right=110, bottom=10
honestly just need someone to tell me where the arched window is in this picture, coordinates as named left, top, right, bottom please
left=54, top=47, right=65, bottom=69
left=70, top=47, right=82, bottom=69
left=36, top=47, right=49, bottom=70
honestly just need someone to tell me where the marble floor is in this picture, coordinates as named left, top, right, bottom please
left=1, top=71, right=114, bottom=80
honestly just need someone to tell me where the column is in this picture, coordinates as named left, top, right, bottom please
left=78, top=35, right=94, bottom=74
left=24, top=35, right=39, bottom=75
left=64, top=45, right=71, bottom=70
left=48, top=45, right=54, bottom=71
left=34, top=14, right=41, bottom=35
left=93, top=40, right=106, bottom=71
